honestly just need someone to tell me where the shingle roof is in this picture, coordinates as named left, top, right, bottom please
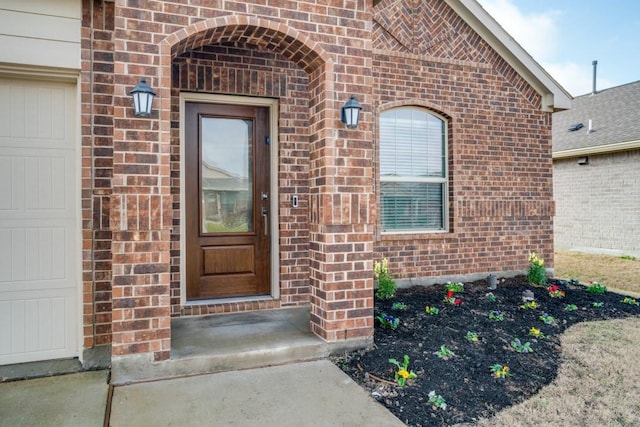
left=552, top=80, right=640, bottom=153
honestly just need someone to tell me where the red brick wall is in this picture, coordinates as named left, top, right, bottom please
left=371, top=0, right=554, bottom=280
left=80, top=0, right=115, bottom=349
left=79, top=0, right=555, bottom=360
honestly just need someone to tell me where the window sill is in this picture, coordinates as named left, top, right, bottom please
left=380, top=230, right=453, bottom=241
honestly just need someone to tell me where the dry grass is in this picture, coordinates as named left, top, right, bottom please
left=468, top=318, right=640, bottom=427
left=554, top=251, right=640, bottom=295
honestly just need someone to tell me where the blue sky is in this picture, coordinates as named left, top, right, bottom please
left=476, top=0, right=640, bottom=96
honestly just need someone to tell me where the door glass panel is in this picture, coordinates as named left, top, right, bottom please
left=200, top=117, right=253, bottom=233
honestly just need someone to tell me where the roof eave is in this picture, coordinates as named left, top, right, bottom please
left=445, top=0, right=572, bottom=112
left=553, top=140, right=640, bottom=159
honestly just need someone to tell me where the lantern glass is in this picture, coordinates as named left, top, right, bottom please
left=341, top=95, right=362, bottom=128
left=129, top=79, right=156, bottom=116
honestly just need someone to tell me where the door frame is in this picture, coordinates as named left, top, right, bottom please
left=179, top=93, right=280, bottom=305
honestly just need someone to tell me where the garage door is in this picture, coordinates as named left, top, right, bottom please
left=0, top=77, right=78, bottom=365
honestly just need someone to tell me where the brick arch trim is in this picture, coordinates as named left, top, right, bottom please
left=159, top=15, right=330, bottom=74
left=376, top=99, right=453, bottom=121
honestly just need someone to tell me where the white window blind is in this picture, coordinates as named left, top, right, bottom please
left=380, top=108, right=447, bottom=232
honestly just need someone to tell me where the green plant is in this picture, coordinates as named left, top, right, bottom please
left=428, top=391, right=447, bottom=410
left=526, top=252, right=547, bottom=286
left=592, top=302, right=604, bottom=308
left=511, top=337, right=533, bottom=353
left=488, top=310, right=504, bottom=321
left=621, top=255, right=636, bottom=260
left=485, top=292, right=497, bottom=302
left=547, top=285, right=566, bottom=298
left=374, top=258, right=396, bottom=299
left=568, top=278, right=581, bottom=286
left=425, top=305, right=440, bottom=316
left=520, top=300, right=538, bottom=310
left=586, top=282, right=607, bottom=294
left=465, top=331, right=479, bottom=342
left=621, top=297, right=639, bottom=306
left=490, top=364, right=512, bottom=378
left=388, top=355, right=417, bottom=386
left=436, top=344, right=455, bottom=359
left=443, top=296, right=462, bottom=305
left=529, top=326, right=545, bottom=338
left=539, top=312, right=554, bottom=324
left=392, top=302, right=407, bottom=310
left=444, top=282, right=464, bottom=293
left=376, top=313, right=400, bottom=329
left=564, top=304, right=578, bottom=312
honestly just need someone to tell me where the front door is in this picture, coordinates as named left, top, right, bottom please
left=185, top=103, right=271, bottom=300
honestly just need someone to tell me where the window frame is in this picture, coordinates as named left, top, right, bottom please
left=378, top=106, right=449, bottom=234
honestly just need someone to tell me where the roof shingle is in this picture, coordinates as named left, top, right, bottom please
left=552, top=80, right=640, bottom=153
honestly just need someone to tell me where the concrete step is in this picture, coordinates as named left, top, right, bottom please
left=111, top=306, right=369, bottom=385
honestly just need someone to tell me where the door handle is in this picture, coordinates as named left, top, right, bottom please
left=262, top=207, right=268, bottom=236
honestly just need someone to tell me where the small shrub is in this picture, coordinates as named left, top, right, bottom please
left=374, top=258, right=396, bottom=299
left=586, top=282, right=607, bottom=294
left=526, top=252, right=547, bottom=286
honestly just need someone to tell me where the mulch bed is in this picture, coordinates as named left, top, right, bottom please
left=332, top=277, right=640, bottom=426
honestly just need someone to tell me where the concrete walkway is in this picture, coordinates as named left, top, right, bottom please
left=0, top=370, right=109, bottom=427
left=0, top=360, right=405, bottom=427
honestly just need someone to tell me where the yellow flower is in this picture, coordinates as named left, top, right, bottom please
left=398, top=369, right=410, bottom=379
left=530, top=327, right=540, bottom=336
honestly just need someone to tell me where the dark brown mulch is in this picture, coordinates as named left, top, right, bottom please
left=332, top=277, right=640, bottom=427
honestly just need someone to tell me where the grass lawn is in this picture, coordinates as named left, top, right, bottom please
left=554, top=251, right=640, bottom=295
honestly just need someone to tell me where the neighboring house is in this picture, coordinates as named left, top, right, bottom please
left=0, top=0, right=569, bottom=370
left=553, top=81, right=640, bottom=256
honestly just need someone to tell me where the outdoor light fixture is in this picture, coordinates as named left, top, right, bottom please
left=129, top=79, right=156, bottom=117
left=340, top=95, right=362, bottom=128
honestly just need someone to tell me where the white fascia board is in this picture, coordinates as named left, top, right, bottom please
left=446, top=0, right=572, bottom=112
left=553, top=140, right=640, bottom=159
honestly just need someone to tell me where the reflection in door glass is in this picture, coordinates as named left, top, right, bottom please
left=200, top=117, right=253, bottom=233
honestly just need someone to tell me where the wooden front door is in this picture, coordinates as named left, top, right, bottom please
left=185, top=103, right=271, bottom=300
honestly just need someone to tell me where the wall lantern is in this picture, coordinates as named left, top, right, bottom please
left=340, top=95, right=362, bottom=128
left=129, top=79, right=156, bottom=117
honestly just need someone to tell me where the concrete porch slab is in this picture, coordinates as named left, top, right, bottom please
left=111, top=306, right=372, bottom=385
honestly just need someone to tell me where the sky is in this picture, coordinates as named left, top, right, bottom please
left=476, top=0, right=640, bottom=97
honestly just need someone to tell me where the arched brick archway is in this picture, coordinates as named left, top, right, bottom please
left=161, top=17, right=371, bottom=343
left=110, top=14, right=374, bottom=362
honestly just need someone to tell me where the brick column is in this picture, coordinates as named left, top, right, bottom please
left=109, top=43, right=172, bottom=361
left=308, top=86, right=375, bottom=344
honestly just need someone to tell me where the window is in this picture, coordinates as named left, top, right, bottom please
left=379, top=107, right=447, bottom=232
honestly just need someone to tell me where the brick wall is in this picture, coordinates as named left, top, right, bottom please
left=79, top=0, right=556, bottom=360
left=554, top=150, right=640, bottom=254
left=371, top=0, right=555, bottom=280
left=104, top=0, right=375, bottom=358
left=80, top=0, right=115, bottom=349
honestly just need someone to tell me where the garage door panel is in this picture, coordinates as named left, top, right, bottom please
left=0, top=227, right=68, bottom=284
left=0, top=83, right=69, bottom=143
left=0, top=289, right=75, bottom=365
left=0, top=77, right=77, bottom=365
left=0, top=150, right=71, bottom=214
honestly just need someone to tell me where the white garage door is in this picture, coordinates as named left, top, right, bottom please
left=0, top=77, right=78, bottom=365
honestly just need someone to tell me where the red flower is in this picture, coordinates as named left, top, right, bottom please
left=454, top=298, right=462, bottom=305
left=447, top=290, right=454, bottom=298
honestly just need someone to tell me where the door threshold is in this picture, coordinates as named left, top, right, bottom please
left=183, top=294, right=274, bottom=306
